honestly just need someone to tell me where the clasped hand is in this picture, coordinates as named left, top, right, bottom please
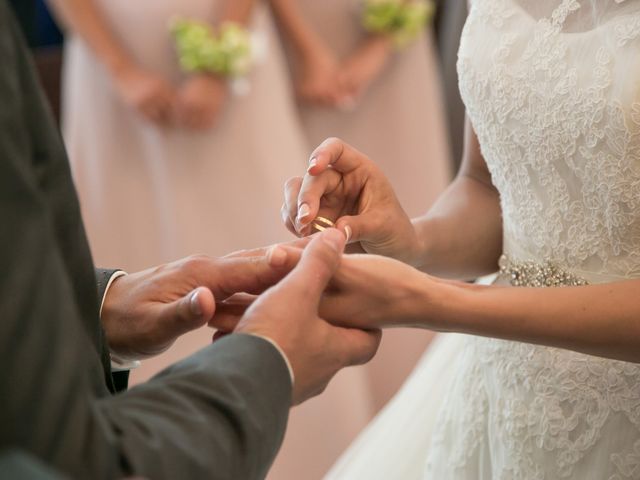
left=297, top=36, right=392, bottom=109
left=113, top=66, right=227, bottom=130
left=101, top=231, right=382, bottom=405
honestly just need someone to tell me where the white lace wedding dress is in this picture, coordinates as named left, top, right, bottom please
left=326, top=1, right=640, bottom=478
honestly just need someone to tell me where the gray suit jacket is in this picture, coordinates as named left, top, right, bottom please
left=0, top=2, right=291, bottom=478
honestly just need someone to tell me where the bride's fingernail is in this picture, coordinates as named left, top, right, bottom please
left=297, top=203, right=310, bottom=223
left=190, top=290, right=202, bottom=316
left=344, top=225, right=352, bottom=243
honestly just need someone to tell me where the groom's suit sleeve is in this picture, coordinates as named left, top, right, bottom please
left=0, top=3, right=292, bottom=479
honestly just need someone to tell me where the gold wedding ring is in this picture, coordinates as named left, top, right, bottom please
left=311, top=216, right=335, bottom=232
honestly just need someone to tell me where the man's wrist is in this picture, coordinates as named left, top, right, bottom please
left=99, top=271, right=142, bottom=371
left=110, top=354, right=141, bottom=372
left=99, top=270, right=127, bottom=318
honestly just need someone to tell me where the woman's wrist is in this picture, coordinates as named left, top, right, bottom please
left=109, top=57, right=140, bottom=82
left=362, top=33, right=393, bottom=57
left=192, top=71, right=227, bottom=86
left=402, top=274, right=470, bottom=331
left=299, top=39, right=335, bottom=68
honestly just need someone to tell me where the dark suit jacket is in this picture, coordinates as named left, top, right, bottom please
left=0, top=2, right=291, bottom=478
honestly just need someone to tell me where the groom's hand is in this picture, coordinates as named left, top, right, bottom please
left=100, top=246, right=300, bottom=361
left=234, top=229, right=382, bottom=405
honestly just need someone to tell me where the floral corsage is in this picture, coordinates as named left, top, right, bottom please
left=170, top=19, right=253, bottom=78
left=362, top=0, right=435, bottom=47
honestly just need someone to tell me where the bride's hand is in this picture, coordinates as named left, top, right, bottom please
left=214, top=252, right=436, bottom=332
left=282, top=137, right=421, bottom=264
left=319, top=254, right=434, bottom=330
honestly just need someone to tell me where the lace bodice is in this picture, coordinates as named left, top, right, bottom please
left=459, top=0, right=640, bottom=281
left=425, top=1, right=640, bottom=478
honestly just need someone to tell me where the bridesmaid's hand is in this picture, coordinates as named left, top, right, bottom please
left=296, top=44, right=344, bottom=107
left=112, top=65, right=177, bottom=127
left=176, top=74, right=228, bottom=131
left=282, top=137, right=422, bottom=264
left=338, top=36, right=392, bottom=105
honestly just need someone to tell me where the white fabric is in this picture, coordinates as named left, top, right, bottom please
left=431, top=1, right=640, bottom=477
left=328, top=1, right=640, bottom=478
left=99, top=270, right=127, bottom=318
left=98, top=270, right=141, bottom=372
left=325, top=333, right=465, bottom=480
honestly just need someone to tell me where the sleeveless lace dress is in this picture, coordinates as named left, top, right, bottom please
left=327, top=1, right=640, bottom=479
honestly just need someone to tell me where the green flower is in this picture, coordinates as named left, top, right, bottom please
left=362, top=0, right=434, bottom=47
left=170, top=19, right=253, bottom=77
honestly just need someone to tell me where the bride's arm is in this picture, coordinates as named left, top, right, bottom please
left=433, top=278, right=640, bottom=363
left=322, top=254, right=640, bottom=364
left=411, top=118, right=503, bottom=278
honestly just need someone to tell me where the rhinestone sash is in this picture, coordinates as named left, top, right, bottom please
left=498, top=254, right=589, bottom=287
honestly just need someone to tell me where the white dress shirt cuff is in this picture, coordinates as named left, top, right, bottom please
left=99, top=270, right=141, bottom=372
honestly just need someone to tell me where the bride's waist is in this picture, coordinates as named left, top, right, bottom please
left=498, top=251, right=635, bottom=286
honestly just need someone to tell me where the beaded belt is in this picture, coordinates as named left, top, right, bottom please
left=498, top=254, right=589, bottom=287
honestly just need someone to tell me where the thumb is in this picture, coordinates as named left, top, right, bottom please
left=335, top=213, right=373, bottom=245
left=282, top=228, right=346, bottom=301
left=159, top=287, right=215, bottom=337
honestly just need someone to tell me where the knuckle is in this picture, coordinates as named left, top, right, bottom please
left=305, top=249, right=337, bottom=278
left=284, top=176, right=302, bottom=194
left=181, top=254, right=211, bottom=271
left=284, top=177, right=297, bottom=189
